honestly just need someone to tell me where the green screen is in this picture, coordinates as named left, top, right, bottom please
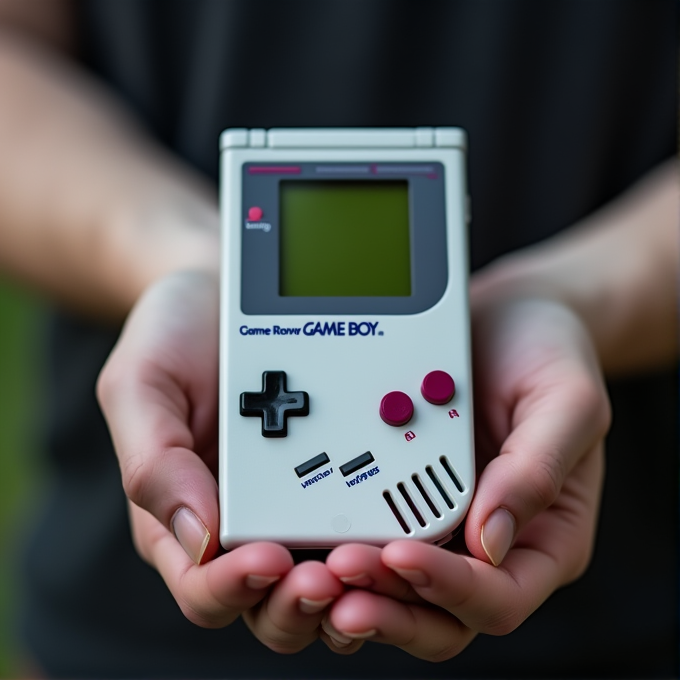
left=279, top=180, right=411, bottom=297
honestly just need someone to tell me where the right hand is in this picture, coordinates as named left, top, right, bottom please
left=97, top=270, right=345, bottom=653
left=322, top=295, right=609, bottom=660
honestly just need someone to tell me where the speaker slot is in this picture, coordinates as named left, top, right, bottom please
left=412, top=474, right=442, bottom=518
left=397, top=482, right=426, bottom=527
left=440, top=456, right=464, bottom=492
left=426, top=465, right=455, bottom=509
left=383, top=491, right=411, bottom=534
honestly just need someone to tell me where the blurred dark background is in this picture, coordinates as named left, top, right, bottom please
left=0, top=280, right=46, bottom=678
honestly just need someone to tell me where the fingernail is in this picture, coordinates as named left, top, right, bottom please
left=344, top=628, right=377, bottom=640
left=171, top=507, right=210, bottom=565
left=339, top=573, right=374, bottom=588
left=299, top=597, right=334, bottom=614
left=328, top=636, right=351, bottom=649
left=246, top=574, right=281, bottom=590
left=481, top=508, right=516, bottom=566
left=387, top=567, right=430, bottom=587
left=321, top=617, right=353, bottom=647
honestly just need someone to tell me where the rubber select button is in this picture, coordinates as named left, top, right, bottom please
left=339, top=451, right=375, bottom=477
left=421, top=370, right=456, bottom=405
left=380, top=391, right=414, bottom=426
left=294, top=452, right=330, bottom=478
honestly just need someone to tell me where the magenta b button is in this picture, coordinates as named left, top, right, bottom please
left=421, top=370, right=455, bottom=405
left=380, top=391, right=414, bottom=427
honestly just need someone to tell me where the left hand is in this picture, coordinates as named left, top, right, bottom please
left=97, top=270, right=346, bottom=654
left=323, top=296, right=610, bottom=660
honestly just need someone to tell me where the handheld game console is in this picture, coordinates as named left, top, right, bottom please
left=219, top=127, right=474, bottom=548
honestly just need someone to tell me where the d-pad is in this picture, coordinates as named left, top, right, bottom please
left=239, top=371, right=309, bottom=438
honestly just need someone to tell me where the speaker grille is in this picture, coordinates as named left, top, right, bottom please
left=383, top=456, right=466, bottom=534
left=383, top=490, right=411, bottom=534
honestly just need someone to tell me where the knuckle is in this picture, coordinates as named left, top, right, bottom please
left=484, top=609, right=524, bottom=637
left=121, top=454, right=155, bottom=508
left=258, top=633, right=309, bottom=655
left=486, top=621, right=520, bottom=637
left=178, top=600, right=232, bottom=629
left=573, top=373, right=612, bottom=438
left=527, top=451, right=563, bottom=510
left=176, top=579, right=238, bottom=630
left=427, top=638, right=470, bottom=663
left=243, top=611, right=316, bottom=655
left=95, top=354, right=123, bottom=407
left=95, top=365, right=112, bottom=406
left=127, top=517, right=152, bottom=565
left=567, top=549, right=592, bottom=584
left=563, top=526, right=598, bottom=584
left=594, top=390, right=612, bottom=438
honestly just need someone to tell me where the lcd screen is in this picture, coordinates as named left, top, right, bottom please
left=279, top=180, right=411, bottom=297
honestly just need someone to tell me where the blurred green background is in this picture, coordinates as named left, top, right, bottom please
left=0, top=280, right=46, bottom=678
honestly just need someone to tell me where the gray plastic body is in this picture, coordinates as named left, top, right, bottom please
left=219, top=128, right=474, bottom=549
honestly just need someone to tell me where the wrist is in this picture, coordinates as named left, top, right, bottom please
left=470, top=164, right=679, bottom=376
left=97, top=151, right=220, bottom=320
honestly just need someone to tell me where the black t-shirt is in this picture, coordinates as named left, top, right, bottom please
left=22, top=1, right=678, bottom=678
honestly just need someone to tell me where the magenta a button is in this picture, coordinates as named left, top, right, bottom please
left=248, top=206, right=264, bottom=221
left=380, top=391, right=414, bottom=427
left=421, top=370, right=455, bottom=405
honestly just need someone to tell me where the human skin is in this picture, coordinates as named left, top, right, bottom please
left=1, top=0, right=678, bottom=663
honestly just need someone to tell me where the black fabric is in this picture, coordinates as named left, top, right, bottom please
left=22, top=1, right=678, bottom=677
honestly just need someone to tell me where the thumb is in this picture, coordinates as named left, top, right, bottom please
left=465, top=374, right=610, bottom=567
left=97, top=271, right=221, bottom=565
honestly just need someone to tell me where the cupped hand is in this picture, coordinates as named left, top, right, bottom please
left=325, top=295, right=610, bottom=660
left=97, top=270, right=344, bottom=653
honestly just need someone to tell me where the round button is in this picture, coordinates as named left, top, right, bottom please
left=380, top=391, right=414, bottom=427
left=248, top=206, right=263, bottom=220
left=421, top=370, right=455, bottom=405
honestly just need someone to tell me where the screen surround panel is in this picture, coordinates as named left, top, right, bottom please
left=241, top=162, right=447, bottom=315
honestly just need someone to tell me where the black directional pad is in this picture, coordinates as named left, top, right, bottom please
left=240, top=371, right=309, bottom=438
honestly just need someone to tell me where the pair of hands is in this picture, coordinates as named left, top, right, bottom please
left=97, top=268, right=609, bottom=661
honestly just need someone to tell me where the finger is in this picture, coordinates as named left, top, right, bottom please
left=328, top=589, right=475, bottom=662
left=468, top=300, right=610, bottom=566
left=468, top=370, right=609, bottom=566
left=326, top=543, right=424, bottom=604
left=381, top=539, right=529, bottom=635
left=133, top=503, right=294, bottom=628
left=243, top=560, right=345, bottom=654
left=103, top=385, right=221, bottom=562
left=317, top=622, right=366, bottom=656
left=97, top=272, right=221, bottom=562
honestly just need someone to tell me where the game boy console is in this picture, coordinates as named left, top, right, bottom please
left=219, top=127, right=474, bottom=549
